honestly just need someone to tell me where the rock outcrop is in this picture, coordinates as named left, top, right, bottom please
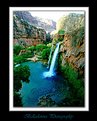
left=27, top=55, right=38, bottom=62
left=56, top=13, right=84, bottom=33
left=13, top=12, right=46, bottom=46
left=52, top=13, right=85, bottom=78
left=59, top=33, right=84, bottom=77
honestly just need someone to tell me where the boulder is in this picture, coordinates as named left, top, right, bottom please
left=27, top=55, right=38, bottom=62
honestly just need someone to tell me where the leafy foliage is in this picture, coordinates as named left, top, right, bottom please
left=35, top=44, right=47, bottom=52
left=14, top=63, right=30, bottom=107
left=60, top=63, right=84, bottom=106
left=14, top=52, right=32, bottom=64
left=47, top=43, right=52, bottom=48
left=14, top=92, right=23, bottom=107
left=58, top=29, right=65, bottom=35
left=26, top=46, right=36, bottom=52
left=14, top=55, right=26, bottom=64
left=61, top=63, right=83, bottom=89
left=14, top=45, right=24, bottom=55
left=58, top=37, right=64, bottom=42
left=41, top=48, right=50, bottom=60
left=21, top=52, right=32, bottom=58
left=14, top=65, right=30, bottom=91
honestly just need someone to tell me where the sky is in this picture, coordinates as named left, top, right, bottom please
left=29, top=11, right=84, bottom=22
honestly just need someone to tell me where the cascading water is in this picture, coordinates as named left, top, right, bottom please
left=47, top=44, right=53, bottom=69
left=43, top=43, right=60, bottom=77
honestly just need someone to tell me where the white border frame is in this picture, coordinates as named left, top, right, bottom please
left=9, top=7, right=89, bottom=111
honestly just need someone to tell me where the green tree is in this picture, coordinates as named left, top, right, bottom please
left=14, top=92, right=23, bottom=107
left=14, top=45, right=23, bottom=55
left=35, top=44, right=47, bottom=52
left=59, top=63, right=84, bottom=106
left=26, top=46, right=36, bottom=53
left=14, top=65, right=30, bottom=91
left=41, top=48, right=50, bottom=60
left=14, top=55, right=26, bottom=64
left=14, top=51, right=32, bottom=64
left=14, top=65, right=30, bottom=107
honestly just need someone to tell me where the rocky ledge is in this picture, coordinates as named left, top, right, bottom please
left=27, top=55, right=38, bottom=62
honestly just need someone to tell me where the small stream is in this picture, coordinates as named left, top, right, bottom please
left=20, top=61, right=69, bottom=107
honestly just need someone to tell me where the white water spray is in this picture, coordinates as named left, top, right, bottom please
left=43, top=43, right=60, bottom=77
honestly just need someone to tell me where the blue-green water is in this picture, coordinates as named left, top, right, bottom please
left=20, top=61, right=68, bottom=107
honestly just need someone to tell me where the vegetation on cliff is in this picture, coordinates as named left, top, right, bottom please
left=58, top=62, right=84, bottom=106
left=13, top=11, right=85, bottom=107
left=71, top=26, right=84, bottom=47
left=51, top=13, right=85, bottom=106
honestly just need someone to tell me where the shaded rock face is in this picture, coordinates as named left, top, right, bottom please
left=13, top=12, right=46, bottom=46
left=60, top=34, right=85, bottom=76
left=52, top=13, right=85, bottom=78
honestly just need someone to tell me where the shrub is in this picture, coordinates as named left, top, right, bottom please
left=14, top=45, right=24, bottom=55
left=41, top=48, right=50, bottom=60
left=60, top=63, right=83, bottom=89
left=14, top=55, right=26, bottom=64
left=26, top=46, right=36, bottom=52
left=60, top=63, right=84, bottom=106
left=14, top=65, right=30, bottom=91
left=14, top=92, right=23, bottom=107
left=47, top=43, right=52, bottom=48
left=14, top=52, right=32, bottom=64
left=21, top=52, right=32, bottom=58
left=53, top=39, right=58, bottom=44
left=58, top=37, right=64, bottom=42
left=14, top=65, right=30, bottom=107
left=14, top=76, right=22, bottom=92
left=35, top=44, right=47, bottom=52
left=58, top=29, right=65, bottom=35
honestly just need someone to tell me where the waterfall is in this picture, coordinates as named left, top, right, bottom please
left=43, top=43, right=60, bottom=77
left=47, top=44, right=53, bottom=69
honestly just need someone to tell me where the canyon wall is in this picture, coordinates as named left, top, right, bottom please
left=52, top=13, right=85, bottom=79
left=13, top=12, right=46, bottom=46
